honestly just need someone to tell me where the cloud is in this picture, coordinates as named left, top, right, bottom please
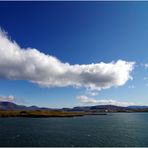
left=144, top=64, right=148, bottom=69
left=77, top=95, right=138, bottom=107
left=0, top=29, right=135, bottom=90
left=89, top=92, right=98, bottom=96
left=128, top=85, right=135, bottom=89
left=85, top=90, right=99, bottom=96
left=0, top=95, right=15, bottom=102
left=144, top=77, right=148, bottom=80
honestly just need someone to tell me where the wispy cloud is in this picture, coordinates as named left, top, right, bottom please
left=0, top=28, right=135, bottom=91
left=144, top=64, right=148, bottom=69
left=77, top=95, right=139, bottom=107
left=144, top=77, right=148, bottom=80
left=0, top=95, right=15, bottom=102
left=128, top=85, right=135, bottom=89
left=89, top=92, right=98, bottom=96
left=85, top=90, right=99, bottom=96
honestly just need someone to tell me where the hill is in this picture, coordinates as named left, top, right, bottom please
left=0, top=102, right=49, bottom=111
left=1, top=101, right=148, bottom=113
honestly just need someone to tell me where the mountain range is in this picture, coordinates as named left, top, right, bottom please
left=1, top=101, right=148, bottom=112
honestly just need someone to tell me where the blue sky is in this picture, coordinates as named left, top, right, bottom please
left=0, top=2, right=148, bottom=108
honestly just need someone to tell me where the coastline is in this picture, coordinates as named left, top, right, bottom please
left=1, top=110, right=148, bottom=118
left=0, top=110, right=107, bottom=118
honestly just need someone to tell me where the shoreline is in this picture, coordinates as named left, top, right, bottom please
left=0, top=110, right=107, bottom=118
left=1, top=110, right=148, bottom=118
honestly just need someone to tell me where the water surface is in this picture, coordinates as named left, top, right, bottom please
left=0, top=113, right=148, bottom=147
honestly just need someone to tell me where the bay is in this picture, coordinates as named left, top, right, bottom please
left=0, top=113, right=148, bottom=147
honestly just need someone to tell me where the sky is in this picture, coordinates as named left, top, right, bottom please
left=0, top=1, right=148, bottom=108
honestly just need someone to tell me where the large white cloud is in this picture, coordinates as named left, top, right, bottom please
left=77, top=95, right=139, bottom=107
left=0, top=29, right=135, bottom=90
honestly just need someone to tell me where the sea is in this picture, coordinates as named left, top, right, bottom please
left=0, top=113, right=148, bottom=147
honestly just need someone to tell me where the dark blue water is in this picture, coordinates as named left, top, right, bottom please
left=0, top=113, right=148, bottom=147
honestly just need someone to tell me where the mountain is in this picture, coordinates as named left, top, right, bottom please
left=0, top=102, right=50, bottom=111
left=66, top=105, right=127, bottom=112
left=1, top=101, right=148, bottom=112
left=0, top=102, right=27, bottom=110
left=128, top=106, right=148, bottom=109
left=63, top=105, right=148, bottom=112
